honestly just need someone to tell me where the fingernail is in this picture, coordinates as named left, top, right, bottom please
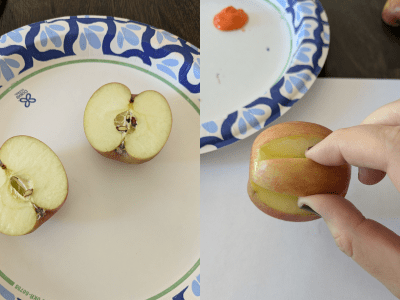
left=305, top=146, right=313, bottom=155
left=299, top=204, right=321, bottom=217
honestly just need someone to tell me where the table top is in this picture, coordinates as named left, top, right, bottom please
left=318, top=0, right=400, bottom=78
left=0, top=0, right=200, bottom=48
left=1, top=0, right=400, bottom=78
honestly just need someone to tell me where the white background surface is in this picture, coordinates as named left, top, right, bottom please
left=201, top=78, right=400, bottom=300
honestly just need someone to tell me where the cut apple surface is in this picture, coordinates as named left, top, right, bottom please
left=0, top=136, right=68, bottom=236
left=83, top=83, right=172, bottom=164
left=248, top=122, right=351, bottom=222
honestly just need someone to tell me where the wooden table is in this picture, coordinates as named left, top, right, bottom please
left=0, top=0, right=399, bottom=78
left=318, top=0, right=400, bottom=78
left=0, top=0, right=200, bottom=48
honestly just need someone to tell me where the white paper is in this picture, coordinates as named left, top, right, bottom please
left=201, top=78, right=400, bottom=300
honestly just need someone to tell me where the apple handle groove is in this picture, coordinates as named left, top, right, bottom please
left=299, top=205, right=321, bottom=217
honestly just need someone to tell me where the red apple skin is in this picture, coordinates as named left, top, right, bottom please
left=382, top=0, right=400, bottom=27
left=0, top=135, right=69, bottom=236
left=84, top=91, right=173, bottom=164
left=248, top=121, right=351, bottom=222
left=253, top=158, right=351, bottom=197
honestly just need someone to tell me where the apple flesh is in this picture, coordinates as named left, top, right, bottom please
left=248, top=121, right=351, bottom=222
left=382, top=0, right=400, bottom=27
left=83, top=83, right=172, bottom=164
left=0, top=136, right=68, bottom=236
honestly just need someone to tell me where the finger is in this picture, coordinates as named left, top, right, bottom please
left=305, top=124, right=390, bottom=169
left=358, top=167, right=386, bottom=185
left=357, top=100, right=400, bottom=185
left=361, top=98, right=400, bottom=126
left=298, top=195, right=400, bottom=298
left=305, top=124, right=400, bottom=192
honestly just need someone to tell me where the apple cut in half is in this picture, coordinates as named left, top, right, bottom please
left=83, top=83, right=173, bottom=164
left=0, top=136, right=68, bottom=236
left=248, top=121, right=351, bottom=222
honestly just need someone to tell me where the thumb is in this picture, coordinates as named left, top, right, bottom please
left=298, top=194, right=400, bottom=299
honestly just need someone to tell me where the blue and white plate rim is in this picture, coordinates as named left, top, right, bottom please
left=200, top=0, right=330, bottom=154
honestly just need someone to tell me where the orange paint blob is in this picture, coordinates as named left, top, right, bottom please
left=213, top=6, right=248, bottom=31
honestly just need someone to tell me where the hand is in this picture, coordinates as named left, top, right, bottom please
left=298, top=99, right=400, bottom=299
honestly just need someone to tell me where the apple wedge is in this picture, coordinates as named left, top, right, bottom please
left=0, top=136, right=68, bottom=236
left=83, top=83, right=172, bottom=164
left=248, top=121, right=351, bottom=222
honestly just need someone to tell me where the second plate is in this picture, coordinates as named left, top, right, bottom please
left=200, top=0, right=330, bottom=153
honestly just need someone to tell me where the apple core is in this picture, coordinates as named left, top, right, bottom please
left=10, top=176, right=33, bottom=198
left=1, top=161, right=42, bottom=216
left=114, top=110, right=137, bottom=133
left=0, top=161, right=34, bottom=198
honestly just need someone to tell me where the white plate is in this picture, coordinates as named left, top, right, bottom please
left=0, top=16, right=200, bottom=300
left=200, top=0, right=329, bottom=153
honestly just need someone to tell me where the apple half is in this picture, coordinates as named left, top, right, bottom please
left=248, top=121, right=351, bottom=222
left=83, top=83, right=173, bottom=164
left=0, top=136, right=68, bottom=236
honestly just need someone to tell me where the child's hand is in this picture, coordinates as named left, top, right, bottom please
left=298, top=99, right=400, bottom=299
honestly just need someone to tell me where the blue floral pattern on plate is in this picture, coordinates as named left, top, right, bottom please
left=0, top=15, right=200, bottom=96
left=0, top=15, right=199, bottom=300
left=200, top=0, right=329, bottom=154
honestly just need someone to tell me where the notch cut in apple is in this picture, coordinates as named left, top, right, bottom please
left=248, top=122, right=351, bottom=222
left=83, top=83, right=172, bottom=164
left=0, top=136, right=68, bottom=236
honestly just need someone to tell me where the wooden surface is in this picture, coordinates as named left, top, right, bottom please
left=0, top=0, right=399, bottom=78
left=0, top=0, right=200, bottom=48
left=318, top=0, right=400, bottom=78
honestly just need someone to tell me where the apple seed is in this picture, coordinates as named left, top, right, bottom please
left=0, top=159, right=6, bottom=169
left=117, top=126, right=128, bottom=132
left=131, top=117, right=137, bottom=127
left=10, top=176, right=33, bottom=198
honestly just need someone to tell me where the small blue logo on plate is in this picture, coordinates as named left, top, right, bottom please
left=15, top=89, right=36, bottom=108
